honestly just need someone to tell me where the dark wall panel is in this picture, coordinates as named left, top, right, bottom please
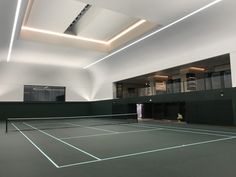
left=152, top=103, right=166, bottom=119
left=0, top=88, right=236, bottom=126
left=165, top=103, right=181, bottom=120
left=143, top=103, right=153, bottom=118
left=185, top=100, right=233, bottom=125
left=90, top=100, right=113, bottom=115
left=0, top=102, right=91, bottom=120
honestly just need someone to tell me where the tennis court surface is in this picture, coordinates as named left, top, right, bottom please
left=1, top=115, right=236, bottom=177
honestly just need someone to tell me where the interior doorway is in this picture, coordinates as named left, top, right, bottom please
left=136, top=104, right=143, bottom=119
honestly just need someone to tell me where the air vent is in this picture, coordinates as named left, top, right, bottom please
left=64, top=4, right=91, bottom=35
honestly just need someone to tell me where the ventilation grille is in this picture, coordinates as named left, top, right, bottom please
left=64, top=4, right=91, bottom=35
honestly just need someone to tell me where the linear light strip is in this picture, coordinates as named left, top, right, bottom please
left=107, top=19, right=146, bottom=44
left=21, top=26, right=108, bottom=45
left=83, top=0, right=223, bottom=69
left=7, top=0, right=22, bottom=62
left=22, top=19, right=146, bottom=45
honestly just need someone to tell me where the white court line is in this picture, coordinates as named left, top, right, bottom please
left=29, top=122, right=69, bottom=126
left=23, top=122, right=117, bottom=133
left=11, top=123, right=59, bottom=168
left=139, top=123, right=236, bottom=135
left=127, top=123, right=234, bottom=137
left=60, top=128, right=163, bottom=140
left=59, top=136, right=236, bottom=168
left=23, top=123, right=101, bottom=160
left=65, top=122, right=118, bottom=133
left=141, top=123, right=236, bottom=135
left=9, top=113, right=137, bottom=121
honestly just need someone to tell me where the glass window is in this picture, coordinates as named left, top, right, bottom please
left=24, top=85, right=65, bottom=102
left=205, top=73, right=212, bottom=90
left=173, top=79, right=181, bottom=93
left=223, top=70, right=232, bottom=88
left=211, top=72, right=222, bottom=89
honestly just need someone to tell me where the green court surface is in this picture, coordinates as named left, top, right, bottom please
left=1, top=120, right=236, bottom=177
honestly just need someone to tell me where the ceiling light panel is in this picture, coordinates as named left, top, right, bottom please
left=26, top=0, right=86, bottom=33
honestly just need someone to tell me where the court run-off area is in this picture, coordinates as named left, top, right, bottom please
left=1, top=116, right=236, bottom=177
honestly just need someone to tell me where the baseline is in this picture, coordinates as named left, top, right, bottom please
left=59, top=136, right=236, bottom=168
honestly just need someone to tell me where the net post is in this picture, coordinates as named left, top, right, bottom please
left=5, top=117, right=8, bottom=133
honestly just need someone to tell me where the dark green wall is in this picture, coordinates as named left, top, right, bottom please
left=0, top=102, right=90, bottom=120
left=97, top=88, right=236, bottom=126
left=1, top=88, right=236, bottom=126
left=185, top=100, right=233, bottom=125
left=90, top=100, right=113, bottom=115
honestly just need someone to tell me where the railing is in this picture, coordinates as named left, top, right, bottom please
left=119, top=75, right=232, bottom=98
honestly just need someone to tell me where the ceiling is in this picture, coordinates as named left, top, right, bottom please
left=25, top=0, right=143, bottom=41
left=78, top=0, right=215, bottom=24
left=20, top=0, right=156, bottom=52
left=26, top=0, right=86, bottom=33
left=72, top=6, right=138, bottom=41
left=0, top=0, right=228, bottom=68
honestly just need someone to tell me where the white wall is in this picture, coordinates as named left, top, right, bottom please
left=230, top=51, right=236, bottom=87
left=0, top=62, right=92, bottom=101
left=89, top=0, right=236, bottom=100
left=2, top=0, right=236, bottom=102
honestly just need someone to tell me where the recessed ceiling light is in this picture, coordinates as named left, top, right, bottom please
left=21, top=26, right=109, bottom=45
left=107, top=19, right=146, bottom=44
left=22, top=19, right=146, bottom=46
left=83, top=0, right=223, bottom=69
left=154, top=75, right=169, bottom=79
left=189, top=67, right=206, bottom=72
left=7, top=0, right=22, bottom=62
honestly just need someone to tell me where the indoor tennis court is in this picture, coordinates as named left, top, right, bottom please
left=1, top=115, right=236, bottom=177
left=1, top=0, right=236, bottom=177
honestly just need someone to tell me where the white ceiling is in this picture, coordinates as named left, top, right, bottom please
left=88, top=0, right=236, bottom=81
left=73, top=6, right=138, bottom=41
left=0, top=0, right=232, bottom=68
left=25, top=0, right=145, bottom=41
left=26, top=0, right=86, bottom=33
left=78, top=0, right=216, bottom=24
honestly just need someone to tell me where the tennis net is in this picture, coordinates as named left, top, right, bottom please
left=6, top=113, right=137, bottom=132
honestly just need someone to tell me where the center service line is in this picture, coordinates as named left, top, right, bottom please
left=23, top=122, right=101, bottom=160
left=65, top=122, right=118, bottom=133
left=60, top=127, right=163, bottom=140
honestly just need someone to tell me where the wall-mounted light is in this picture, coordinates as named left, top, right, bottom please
left=220, top=90, right=224, bottom=97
